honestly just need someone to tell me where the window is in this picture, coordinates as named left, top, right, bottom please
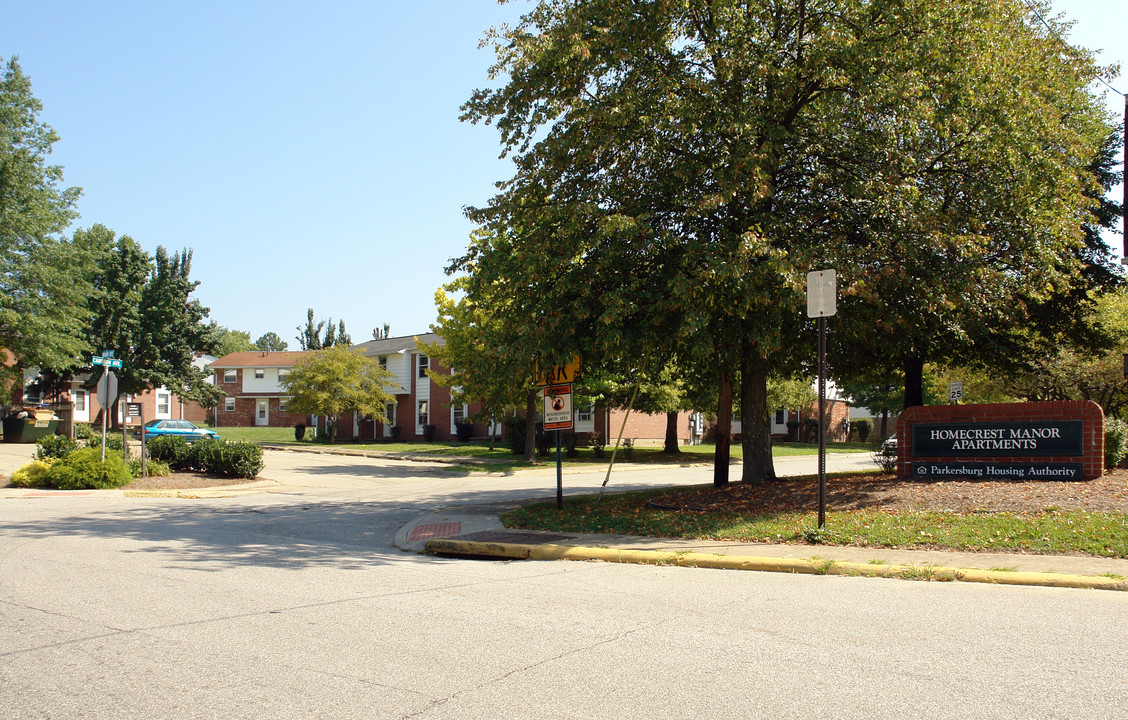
left=385, top=403, right=396, bottom=425
left=157, top=393, right=170, bottom=415
left=254, top=368, right=265, bottom=379
left=378, top=356, right=387, bottom=369
left=224, top=397, right=236, bottom=412
left=577, top=404, right=594, bottom=422
left=775, top=408, right=785, bottom=424
left=278, top=368, right=290, bottom=383
left=74, top=389, right=86, bottom=412
left=417, top=400, right=429, bottom=427
left=453, top=405, right=465, bottom=424
left=223, top=369, right=237, bottom=383
left=279, top=396, right=289, bottom=412
left=418, top=354, right=429, bottom=378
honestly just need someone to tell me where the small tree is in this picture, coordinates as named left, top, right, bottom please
left=281, top=345, right=394, bottom=443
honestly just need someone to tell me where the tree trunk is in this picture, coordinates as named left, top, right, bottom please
left=903, top=356, right=925, bottom=409
left=713, top=370, right=732, bottom=486
left=740, top=348, right=777, bottom=483
left=663, top=411, right=681, bottom=454
left=523, top=388, right=536, bottom=462
left=880, top=408, right=889, bottom=440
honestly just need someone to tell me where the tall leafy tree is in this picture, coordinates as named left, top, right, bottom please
left=79, top=232, right=221, bottom=422
left=281, top=345, right=394, bottom=443
left=0, top=56, right=87, bottom=393
left=461, top=0, right=1113, bottom=486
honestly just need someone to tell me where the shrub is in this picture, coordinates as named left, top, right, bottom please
left=422, top=424, right=437, bottom=442
left=148, top=435, right=193, bottom=469
left=74, top=423, right=96, bottom=441
left=1105, top=418, right=1128, bottom=469
left=504, top=416, right=527, bottom=455
left=127, top=458, right=170, bottom=478
left=854, top=419, right=872, bottom=443
left=535, top=423, right=552, bottom=457
left=145, top=436, right=263, bottom=478
left=46, top=447, right=132, bottom=489
left=802, top=418, right=820, bottom=443
left=589, top=431, right=606, bottom=458
left=621, top=437, right=635, bottom=460
left=203, top=440, right=263, bottom=478
left=294, top=423, right=307, bottom=442
left=103, top=433, right=129, bottom=458
left=872, top=446, right=898, bottom=473
left=11, top=460, right=55, bottom=487
left=36, top=433, right=78, bottom=460
left=564, top=431, right=579, bottom=458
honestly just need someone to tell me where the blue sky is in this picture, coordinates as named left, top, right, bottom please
left=2, top=1, right=1125, bottom=346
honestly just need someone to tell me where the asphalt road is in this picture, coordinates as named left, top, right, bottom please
left=2, top=449, right=1127, bottom=718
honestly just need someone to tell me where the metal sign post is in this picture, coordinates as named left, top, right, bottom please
left=544, top=384, right=574, bottom=510
left=807, top=270, right=837, bottom=529
left=127, top=402, right=145, bottom=477
left=96, top=370, right=118, bottom=462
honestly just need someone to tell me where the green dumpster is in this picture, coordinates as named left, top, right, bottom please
left=2, top=413, right=60, bottom=443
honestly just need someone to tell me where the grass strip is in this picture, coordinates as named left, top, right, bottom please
left=502, top=486, right=1128, bottom=558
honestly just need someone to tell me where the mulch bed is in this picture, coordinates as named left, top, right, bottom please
left=122, top=472, right=260, bottom=491
left=649, top=468, right=1128, bottom=515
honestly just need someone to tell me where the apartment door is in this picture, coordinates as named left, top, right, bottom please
left=256, top=399, right=269, bottom=426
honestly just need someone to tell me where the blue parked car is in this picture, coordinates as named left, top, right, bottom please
left=142, top=419, right=220, bottom=442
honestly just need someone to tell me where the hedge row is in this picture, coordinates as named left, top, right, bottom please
left=146, top=436, right=263, bottom=479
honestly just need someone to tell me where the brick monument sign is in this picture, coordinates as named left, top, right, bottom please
left=896, top=401, right=1104, bottom=481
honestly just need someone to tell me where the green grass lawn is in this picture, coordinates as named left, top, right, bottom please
left=502, top=483, right=1128, bottom=558
left=211, top=426, right=872, bottom=456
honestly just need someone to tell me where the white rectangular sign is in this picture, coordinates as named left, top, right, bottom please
left=543, top=384, right=573, bottom=431
left=806, top=269, right=837, bottom=318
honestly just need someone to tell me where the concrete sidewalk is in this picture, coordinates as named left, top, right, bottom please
left=397, top=502, right=1128, bottom=592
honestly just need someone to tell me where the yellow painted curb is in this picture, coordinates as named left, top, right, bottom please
left=426, top=539, right=532, bottom=559
left=427, top=540, right=1128, bottom=592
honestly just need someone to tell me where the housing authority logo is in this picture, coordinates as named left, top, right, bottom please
left=911, top=421, right=1083, bottom=458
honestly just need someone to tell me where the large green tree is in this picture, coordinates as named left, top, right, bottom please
left=461, top=0, right=1113, bottom=486
left=76, top=228, right=222, bottom=422
left=0, top=57, right=88, bottom=393
left=208, top=323, right=255, bottom=357
left=281, top=345, right=394, bottom=443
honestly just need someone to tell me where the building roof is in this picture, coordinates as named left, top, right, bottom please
left=352, top=333, right=442, bottom=357
left=209, top=351, right=310, bottom=369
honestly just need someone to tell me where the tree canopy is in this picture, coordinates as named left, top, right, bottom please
left=295, top=308, right=351, bottom=350
left=457, top=0, right=1116, bottom=482
left=254, top=332, right=288, bottom=352
left=0, top=56, right=87, bottom=393
left=281, top=345, right=394, bottom=442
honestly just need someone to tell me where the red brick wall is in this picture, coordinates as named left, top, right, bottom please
left=213, top=397, right=309, bottom=428
left=896, top=401, right=1104, bottom=480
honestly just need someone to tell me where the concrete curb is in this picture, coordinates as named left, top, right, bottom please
left=425, top=539, right=1128, bottom=592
